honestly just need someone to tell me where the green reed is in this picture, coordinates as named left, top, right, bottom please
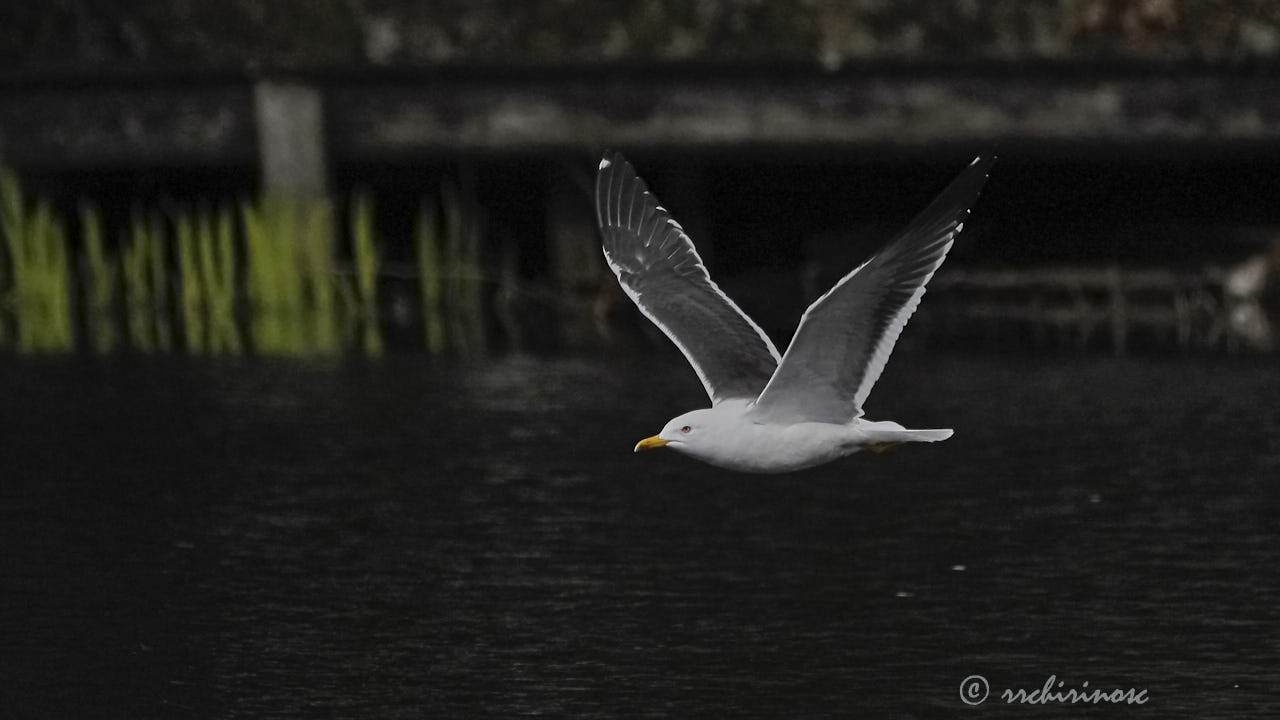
left=80, top=202, right=118, bottom=353
left=409, top=182, right=492, bottom=356
left=174, top=208, right=206, bottom=353
left=414, top=199, right=446, bottom=355
left=0, top=164, right=496, bottom=359
left=201, top=205, right=242, bottom=355
left=122, top=212, right=157, bottom=352
left=241, top=193, right=342, bottom=356
left=175, top=203, right=243, bottom=356
left=242, top=196, right=287, bottom=353
left=149, top=212, right=171, bottom=352
left=349, top=190, right=383, bottom=357
left=0, top=170, right=73, bottom=352
left=301, top=198, right=337, bottom=354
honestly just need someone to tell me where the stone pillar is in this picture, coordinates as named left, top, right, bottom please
left=253, top=81, right=328, bottom=196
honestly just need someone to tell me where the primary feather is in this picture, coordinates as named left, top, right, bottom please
left=752, top=156, right=995, bottom=424
left=595, top=152, right=781, bottom=404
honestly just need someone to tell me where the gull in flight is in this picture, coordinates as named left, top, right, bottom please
left=596, top=151, right=994, bottom=473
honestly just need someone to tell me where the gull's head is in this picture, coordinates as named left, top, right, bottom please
left=633, top=408, right=723, bottom=455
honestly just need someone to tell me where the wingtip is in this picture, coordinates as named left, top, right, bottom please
left=968, top=153, right=995, bottom=165
left=599, top=149, right=629, bottom=172
left=968, top=154, right=998, bottom=177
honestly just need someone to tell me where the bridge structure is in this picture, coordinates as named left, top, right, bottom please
left=3, top=63, right=1280, bottom=184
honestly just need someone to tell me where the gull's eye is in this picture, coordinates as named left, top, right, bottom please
left=680, top=425, right=692, bottom=434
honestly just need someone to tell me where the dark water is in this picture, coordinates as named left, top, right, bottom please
left=2, top=350, right=1278, bottom=718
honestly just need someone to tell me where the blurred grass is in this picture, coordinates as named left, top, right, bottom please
left=174, top=207, right=206, bottom=353
left=349, top=190, right=382, bottom=357
left=0, top=165, right=496, bottom=359
left=414, top=199, right=445, bottom=355
left=1, top=170, right=73, bottom=353
left=80, top=202, right=117, bottom=354
left=202, top=204, right=242, bottom=355
left=123, top=212, right=157, bottom=353
left=243, top=193, right=339, bottom=357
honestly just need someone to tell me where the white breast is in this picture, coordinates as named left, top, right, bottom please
left=677, top=409, right=864, bottom=474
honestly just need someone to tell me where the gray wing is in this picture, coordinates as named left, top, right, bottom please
left=596, top=152, right=781, bottom=404
left=752, top=156, right=994, bottom=424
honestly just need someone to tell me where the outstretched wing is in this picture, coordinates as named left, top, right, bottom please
left=596, top=151, right=781, bottom=404
left=752, top=156, right=995, bottom=424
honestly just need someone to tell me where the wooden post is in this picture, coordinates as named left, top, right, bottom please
left=253, top=81, right=328, bottom=196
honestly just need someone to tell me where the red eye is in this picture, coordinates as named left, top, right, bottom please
left=680, top=425, right=692, bottom=434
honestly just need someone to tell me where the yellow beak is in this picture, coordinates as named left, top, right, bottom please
left=634, top=435, right=669, bottom=452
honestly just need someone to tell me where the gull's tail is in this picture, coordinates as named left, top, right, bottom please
left=860, top=420, right=953, bottom=454
left=896, top=428, right=954, bottom=442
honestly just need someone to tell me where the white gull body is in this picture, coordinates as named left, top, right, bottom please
left=595, top=152, right=993, bottom=473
